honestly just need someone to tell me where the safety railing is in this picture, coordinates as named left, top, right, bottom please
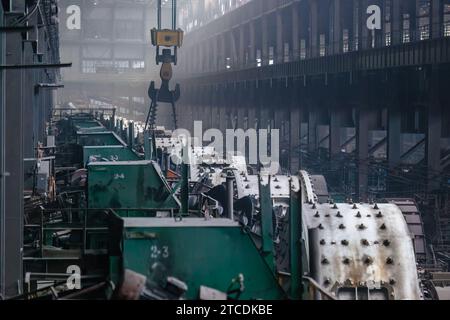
left=23, top=207, right=112, bottom=260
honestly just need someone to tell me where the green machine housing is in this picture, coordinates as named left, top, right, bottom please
left=77, top=131, right=127, bottom=147
left=88, top=160, right=180, bottom=216
left=108, top=216, right=287, bottom=300
left=83, top=146, right=141, bottom=166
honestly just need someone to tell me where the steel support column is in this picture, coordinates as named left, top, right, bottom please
left=427, top=66, right=442, bottom=191
left=248, top=86, right=257, bottom=130
left=307, top=108, right=317, bottom=153
left=239, top=26, right=245, bottom=68
left=261, top=16, right=269, bottom=65
left=310, top=0, right=319, bottom=57
left=2, top=27, right=23, bottom=298
left=219, top=87, right=227, bottom=132
left=276, top=10, right=283, bottom=64
left=292, top=4, right=300, bottom=61
left=360, top=0, right=370, bottom=50
left=0, top=2, right=6, bottom=299
left=219, top=34, right=226, bottom=71
left=391, top=0, right=402, bottom=45
left=249, top=21, right=256, bottom=67
left=387, top=107, right=401, bottom=169
left=290, top=87, right=301, bottom=172
left=333, top=0, right=342, bottom=54
left=212, top=36, right=218, bottom=72
left=329, top=107, right=342, bottom=157
left=431, top=0, right=443, bottom=39
left=356, top=108, right=370, bottom=202
left=237, top=87, right=246, bottom=129
left=260, top=84, right=270, bottom=131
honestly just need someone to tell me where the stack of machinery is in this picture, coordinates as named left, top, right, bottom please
left=16, top=110, right=434, bottom=300
left=15, top=0, right=449, bottom=301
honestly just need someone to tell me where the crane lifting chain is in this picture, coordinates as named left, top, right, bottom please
left=145, top=0, right=183, bottom=131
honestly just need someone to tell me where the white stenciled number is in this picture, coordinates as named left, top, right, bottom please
left=150, top=245, right=170, bottom=259
left=162, top=246, right=169, bottom=258
left=150, top=245, right=159, bottom=259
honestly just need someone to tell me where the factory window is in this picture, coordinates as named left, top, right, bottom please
left=445, top=5, right=450, bottom=37
left=269, top=47, right=274, bottom=65
left=82, top=59, right=145, bottom=74
left=402, top=14, right=411, bottom=43
left=385, top=22, right=392, bottom=46
left=385, top=0, right=392, bottom=46
left=132, top=97, right=145, bottom=104
left=132, top=60, right=145, bottom=70
left=343, top=29, right=349, bottom=53
left=319, top=34, right=326, bottom=57
left=226, top=57, right=231, bottom=69
left=385, top=31, right=392, bottom=46
left=84, top=20, right=112, bottom=40
left=300, top=40, right=306, bottom=60
left=256, top=50, right=262, bottom=67
left=82, top=60, right=96, bottom=73
left=419, top=25, right=430, bottom=40
left=353, top=1, right=359, bottom=51
left=284, top=43, right=290, bottom=63
left=115, top=20, right=144, bottom=40
left=119, top=107, right=129, bottom=115
left=115, top=60, right=130, bottom=72
left=418, top=0, right=431, bottom=40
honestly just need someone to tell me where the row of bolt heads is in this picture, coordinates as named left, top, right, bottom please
left=321, top=256, right=395, bottom=266
left=323, top=278, right=397, bottom=287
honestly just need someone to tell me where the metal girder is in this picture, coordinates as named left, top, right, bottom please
left=181, top=37, right=450, bottom=85
left=0, top=26, right=33, bottom=32
left=0, top=62, right=72, bottom=70
left=0, top=3, right=6, bottom=299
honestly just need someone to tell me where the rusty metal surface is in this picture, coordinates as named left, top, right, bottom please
left=304, top=202, right=422, bottom=300
left=387, top=198, right=427, bottom=263
left=117, top=269, right=147, bottom=300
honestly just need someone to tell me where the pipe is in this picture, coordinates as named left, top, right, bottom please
left=128, top=122, right=134, bottom=148
left=157, top=0, right=162, bottom=29
left=226, top=171, right=234, bottom=220
left=180, top=162, right=189, bottom=215
left=164, top=151, right=171, bottom=177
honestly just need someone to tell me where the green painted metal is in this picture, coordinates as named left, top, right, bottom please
left=289, top=186, right=302, bottom=300
left=259, top=179, right=275, bottom=273
left=119, top=218, right=286, bottom=300
left=83, top=146, right=140, bottom=165
left=77, top=132, right=126, bottom=147
left=88, top=160, right=180, bottom=216
left=72, top=119, right=103, bottom=129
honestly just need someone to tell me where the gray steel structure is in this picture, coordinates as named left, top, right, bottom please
left=57, top=0, right=174, bottom=124
left=177, top=0, right=450, bottom=192
left=175, top=0, right=450, bottom=258
left=0, top=0, right=62, bottom=298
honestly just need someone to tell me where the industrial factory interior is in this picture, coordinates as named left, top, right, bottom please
left=2, top=0, right=450, bottom=305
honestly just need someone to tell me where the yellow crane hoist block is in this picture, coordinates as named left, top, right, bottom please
left=151, top=29, right=184, bottom=48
